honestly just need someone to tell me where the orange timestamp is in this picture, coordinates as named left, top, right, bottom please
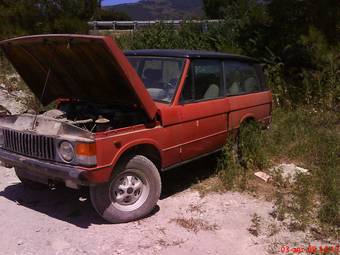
left=280, top=244, right=339, bottom=254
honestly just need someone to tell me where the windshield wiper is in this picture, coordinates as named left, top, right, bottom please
left=154, top=99, right=170, bottom=104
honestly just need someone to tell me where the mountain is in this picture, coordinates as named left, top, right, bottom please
left=104, top=0, right=204, bottom=20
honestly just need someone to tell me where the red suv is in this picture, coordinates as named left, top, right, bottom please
left=0, top=35, right=272, bottom=223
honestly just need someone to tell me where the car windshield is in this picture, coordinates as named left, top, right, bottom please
left=127, top=56, right=185, bottom=103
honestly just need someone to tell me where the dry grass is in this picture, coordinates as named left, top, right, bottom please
left=157, top=238, right=185, bottom=247
left=247, top=213, right=262, bottom=237
left=246, top=178, right=276, bottom=201
left=169, top=217, right=219, bottom=233
left=187, top=203, right=206, bottom=214
left=192, top=176, right=224, bottom=197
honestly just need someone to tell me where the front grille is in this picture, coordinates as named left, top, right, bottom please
left=3, top=129, right=55, bottom=160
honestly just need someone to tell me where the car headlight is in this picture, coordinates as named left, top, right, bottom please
left=0, top=129, right=4, bottom=147
left=59, top=141, right=74, bottom=162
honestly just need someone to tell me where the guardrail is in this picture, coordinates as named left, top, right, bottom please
left=88, top=19, right=223, bottom=31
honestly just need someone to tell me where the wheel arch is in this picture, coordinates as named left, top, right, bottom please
left=112, top=140, right=163, bottom=173
left=239, top=114, right=256, bottom=126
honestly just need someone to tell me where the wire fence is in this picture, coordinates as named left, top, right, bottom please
left=88, top=19, right=223, bottom=31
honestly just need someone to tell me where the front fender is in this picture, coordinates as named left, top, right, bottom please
left=111, top=138, right=163, bottom=168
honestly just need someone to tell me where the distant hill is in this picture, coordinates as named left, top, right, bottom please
left=104, top=0, right=204, bottom=20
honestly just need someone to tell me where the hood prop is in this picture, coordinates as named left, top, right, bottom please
left=32, top=66, right=51, bottom=130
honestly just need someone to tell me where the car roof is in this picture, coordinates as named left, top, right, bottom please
left=124, top=49, right=259, bottom=63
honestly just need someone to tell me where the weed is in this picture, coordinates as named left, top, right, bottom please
left=290, top=173, right=315, bottom=227
left=216, top=136, right=242, bottom=190
left=238, top=120, right=267, bottom=170
left=217, top=120, right=266, bottom=191
left=248, top=213, right=262, bottom=237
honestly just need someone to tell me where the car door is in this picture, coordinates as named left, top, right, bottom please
left=177, top=59, right=229, bottom=161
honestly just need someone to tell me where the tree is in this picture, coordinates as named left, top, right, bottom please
left=267, top=0, right=339, bottom=46
left=0, top=0, right=101, bottom=38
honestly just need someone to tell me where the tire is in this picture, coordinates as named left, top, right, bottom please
left=90, top=155, right=161, bottom=223
left=14, top=167, right=47, bottom=190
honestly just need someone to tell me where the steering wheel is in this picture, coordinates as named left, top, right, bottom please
left=165, top=79, right=178, bottom=92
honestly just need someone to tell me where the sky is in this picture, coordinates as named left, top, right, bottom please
left=102, top=0, right=140, bottom=6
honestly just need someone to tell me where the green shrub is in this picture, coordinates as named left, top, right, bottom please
left=217, top=121, right=266, bottom=191
left=238, top=121, right=267, bottom=169
left=263, top=108, right=340, bottom=230
left=217, top=137, right=242, bottom=190
left=117, top=21, right=242, bottom=54
left=217, top=108, right=339, bottom=234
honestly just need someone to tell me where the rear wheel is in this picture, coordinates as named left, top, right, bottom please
left=90, top=155, right=161, bottom=223
left=14, top=167, right=47, bottom=190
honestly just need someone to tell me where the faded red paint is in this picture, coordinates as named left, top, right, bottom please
left=82, top=66, right=272, bottom=184
left=0, top=35, right=272, bottom=184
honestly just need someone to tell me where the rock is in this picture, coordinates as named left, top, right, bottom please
left=270, top=163, right=309, bottom=183
left=254, top=171, right=271, bottom=182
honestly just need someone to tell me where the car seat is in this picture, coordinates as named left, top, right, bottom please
left=244, top=77, right=259, bottom=92
left=228, top=70, right=241, bottom=95
left=204, top=84, right=220, bottom=99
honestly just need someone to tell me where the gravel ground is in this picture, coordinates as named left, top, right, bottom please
left=0, top=156, right=315, bottom=255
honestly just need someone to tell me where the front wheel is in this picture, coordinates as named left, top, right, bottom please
left=90, top=155, right=161, bottom=223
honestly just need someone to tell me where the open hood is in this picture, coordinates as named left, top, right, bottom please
left=0, top=34, right=157, bottom=119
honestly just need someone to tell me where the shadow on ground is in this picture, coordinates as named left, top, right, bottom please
left=0, top=183, right=106, bottom=228
left=0, top=154, right=218, bottom=228
left=160, top=154, right=218, bottom=199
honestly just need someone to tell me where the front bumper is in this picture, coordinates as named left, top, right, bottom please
left=0, top=148, right=87, bottom=187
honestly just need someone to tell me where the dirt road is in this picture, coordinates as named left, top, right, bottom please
left=0, top=157, right=313, bottom=255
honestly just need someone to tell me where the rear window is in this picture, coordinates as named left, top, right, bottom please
left=255, top=63, right=267, bottom=90
left=181, top=59, right=223, bottom=102
left=224, top=61, right=264, bottom=96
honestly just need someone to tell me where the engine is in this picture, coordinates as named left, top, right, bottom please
left=55, top=100, right=148, bottom=133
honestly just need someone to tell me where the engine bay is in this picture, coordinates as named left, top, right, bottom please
left=53, top=100, right=148, bottom=133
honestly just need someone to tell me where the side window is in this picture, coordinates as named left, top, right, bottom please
left=224, top=61, right=261, bottom=96
left=181, top=59, right=223, bottom=102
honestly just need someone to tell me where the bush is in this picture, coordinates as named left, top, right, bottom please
left=117, top=21, right=242, bottom=54
left=216, top=108, right=339, bottom=234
